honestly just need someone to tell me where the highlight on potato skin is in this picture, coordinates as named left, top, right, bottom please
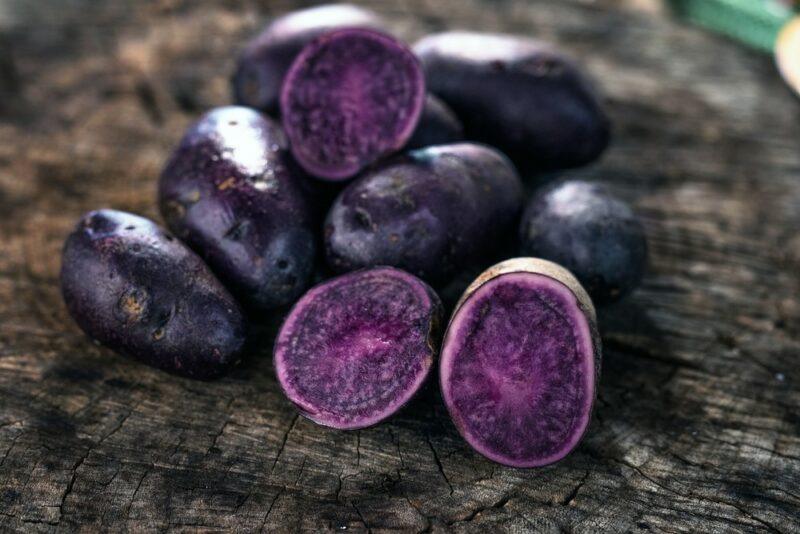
left=60, top=210, right=247, bottom=380
left=519, top=180, right=648, bottom=304
left=324, top=142, right=524, bottom=285
left=414, top=31, right=611, bottom=173
left=158, top=106, right=317, bottom=311
left=274, top=266, right=443, bottom=430
left=232, top=3, right=386, bottom=114
left=440, top=258, right=601, bottom=468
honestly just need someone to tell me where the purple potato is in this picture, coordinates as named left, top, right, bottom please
left=159, top=106, right=316, bottom=311
left=274, top=266, right=442, bottom=429
left=414, top=32, right=610, bottom=172
left=60, top=210, right=247, bottom=380
left=519, top=180, right=647, bottom=304
left=406, top=94, right=464, bottom=150
left=324, top=143, right=524, bottom=284
left=232, top=3, right=386, bottom=114
left=441, top=258, right=601, bottom=467
left=281, top=28, right=425, bottom=180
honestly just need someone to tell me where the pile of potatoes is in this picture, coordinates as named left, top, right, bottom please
left=61, top=4, right=647, bottom=467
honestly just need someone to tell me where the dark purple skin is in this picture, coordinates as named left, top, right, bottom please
left=324, top=143, right=524, bottom=284
left=60, top=210, right=247, bottom=380
left=406, top=94, right=464, bottom=150
left=232, top=4, right=386, bottom=115
left=159, top=106, right=316, bottom=311
left=414, top=32, right=611, bottom=173
left=280, top=28, right=426, bottom=180
left=441, top=258, right=600, bottom=467
left=274, top=267, right=443, bottom=430
left=519, top=180, right=647, bottom=304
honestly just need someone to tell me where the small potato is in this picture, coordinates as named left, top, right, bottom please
left=519, top=180, right=647, bottom=304
left=159, top=106, right=317, bottom=311
left=60, top=210, right=247, bottom=380
left=324, top=143, right=524, bottom=284
left=414, top=32, right=611, bottom=172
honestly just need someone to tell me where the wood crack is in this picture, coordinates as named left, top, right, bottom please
left=446, top=494, right=514, bottom=525
left=425, top=435, right=453, bottom=496
left=352, top=502, right=372, bottom=533
left=56, top=447, right=92, bottom=524
left=124, top=467, right=150, bottom=520
left=611, top=458, right=785, bottom=533
left=270, top=415, right=299, bottom=475
left=560, top=470, right=590, bottom=506
left=258, top=487, right=284, bottom=533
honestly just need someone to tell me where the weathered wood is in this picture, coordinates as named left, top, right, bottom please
left=1, top=0, right=799, bottom=531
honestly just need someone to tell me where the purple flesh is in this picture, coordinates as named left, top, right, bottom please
left=280, top=28, right=425, bottom=180
left=232, top=4, right=386, bottom=114
left=275, top=267, right=442, bottom=429
left=441, top=260, right=599, bottom=467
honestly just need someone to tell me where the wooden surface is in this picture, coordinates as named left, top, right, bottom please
left=1, top=0, right=799, bottom=531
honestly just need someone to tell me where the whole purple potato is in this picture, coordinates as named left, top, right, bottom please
left=441, top=258, right=600, bottom=467
left=519, top=180, right=647, bottom=304
left=324, top=143, right=524, bottom=284
left=232, top=3, right=386, bottom=114
left=61, top=210, right=247, bottom=380
left=406, top=94, right=464, bottom=150
left=281, top=28, right=425, bottom=180
left=275, top=266, right=443, bottom=429
left=159, top=106, right=316, bottom=311
left=414, top=32, right=611, bottom=172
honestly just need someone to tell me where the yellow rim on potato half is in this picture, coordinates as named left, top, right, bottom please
left=776, top=16, right=800, bottom=97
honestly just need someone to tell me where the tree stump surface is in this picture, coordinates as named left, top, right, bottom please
left=0, top=0, right=798, bottom=532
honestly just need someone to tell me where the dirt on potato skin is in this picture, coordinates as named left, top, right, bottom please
left=60, top=209, right=247, bottom=380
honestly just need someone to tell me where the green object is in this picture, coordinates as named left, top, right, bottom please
left=668, top=0, right=794, bottom=52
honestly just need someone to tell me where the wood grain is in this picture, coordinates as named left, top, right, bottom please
left=1, top=0, right=798, bottom=531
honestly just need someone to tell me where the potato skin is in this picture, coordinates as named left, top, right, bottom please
left=406, top=94, right=464, bottom=150
left=324, top=143, right=524, bottom=284
left=232, top=4, right=385, bottom=114
left=60, top=210, right=247, bottom=380
left=414, top=32, right=610, bottom=172
left=159, top=106, right=316, bottom=311
left=519, top=180, right=647, bottom=304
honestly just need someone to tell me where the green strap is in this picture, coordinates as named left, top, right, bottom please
left=668, top=0, right=794, bottom=52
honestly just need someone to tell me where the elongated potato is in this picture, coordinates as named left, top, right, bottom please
left=414, top=32, right=610, bottom=172
left=324, top=143, right=524, bottom=284
left=440, top=258, right=601, bottom=467
left=60, top=210, right=247, bottom=380
left=159, top=106, right=317, bottom=311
